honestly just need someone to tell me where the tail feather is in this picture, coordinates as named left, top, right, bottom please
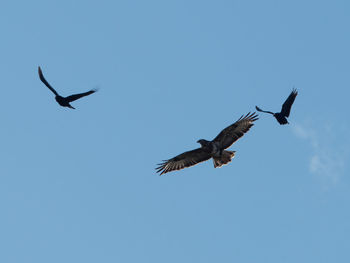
left=213, top=150, right=236, bottom=168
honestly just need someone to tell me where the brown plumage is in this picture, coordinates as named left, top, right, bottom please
left=156, top=112, right=258, bottom=175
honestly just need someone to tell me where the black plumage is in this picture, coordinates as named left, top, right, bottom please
left=256, top=89, right=298, bottom=125
left=38, top=66, right=97, bottom=109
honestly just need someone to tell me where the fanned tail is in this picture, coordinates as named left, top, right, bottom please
left=213, top=150, right=236, bottom=168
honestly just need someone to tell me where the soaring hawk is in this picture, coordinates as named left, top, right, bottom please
left=156, top=112, right=258, bottom=175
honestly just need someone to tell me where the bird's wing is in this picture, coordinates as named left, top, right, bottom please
left=156, top=148, right=211, bottom=175
left=213, top=112, right=258, bottom=149
left=280, top=89, right=298, bottom=117
left=255, top=106, right=274, bottom=115
left=38, top=66, right=59, bottom=96
left=66, top=89, right=97, bottom=102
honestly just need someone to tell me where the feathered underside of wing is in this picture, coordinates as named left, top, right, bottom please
left=280, top=89, right=298, bottom=117
left=66, top=89, right=97, bottom=102
left=213, top=112, right=258, bottom=149
left=156, top=148, right=211, bottom=175
left=38, top=66, right=59, bottom=96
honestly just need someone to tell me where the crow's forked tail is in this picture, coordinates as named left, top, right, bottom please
left=213, top=150, right=236, bottom=168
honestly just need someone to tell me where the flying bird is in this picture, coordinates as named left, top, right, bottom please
left=38, top=66, right=97, bottom=109
left=156, top=112, right=258, bottom=175
left=255, top=89, right=298, bottom=125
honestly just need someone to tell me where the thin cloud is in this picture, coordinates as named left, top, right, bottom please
left=293, top=122, right=346, bottom=185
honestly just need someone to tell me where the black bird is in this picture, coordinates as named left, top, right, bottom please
left=156, top=112, right=258, bottom=175
left=255, top=89, right=298, bottom=125
left=38, top=66, right=97, bottom=109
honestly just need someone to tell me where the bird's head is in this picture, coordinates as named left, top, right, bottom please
left=197, top=139, right=210, bottom=147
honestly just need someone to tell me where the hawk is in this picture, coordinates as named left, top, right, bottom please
left=156, top=112, right=258, bottom=175
left=38, top=66, right=97, bottom=109
left=256, top=89, right=298, bottom=125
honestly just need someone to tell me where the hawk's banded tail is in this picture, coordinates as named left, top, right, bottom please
left=213, top=150, right=236, bottom=168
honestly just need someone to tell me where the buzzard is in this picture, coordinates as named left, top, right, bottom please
left=156, top=112, right=258, bottom=175
left=255, top=89, right=298, bottom=125
left=38, top=66, right=97, bottom=109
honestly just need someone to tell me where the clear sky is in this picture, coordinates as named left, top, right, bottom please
left=1, top=0, right=349, bottom=262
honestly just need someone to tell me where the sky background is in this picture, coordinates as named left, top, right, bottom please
left=1, top=0, right=350, bottom=262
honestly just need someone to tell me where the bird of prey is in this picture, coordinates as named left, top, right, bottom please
left=38, top=66, right=97, bottom=109
left=156, top=112, right=258, bottom=175
left=255, top=89, right=298, bottom=125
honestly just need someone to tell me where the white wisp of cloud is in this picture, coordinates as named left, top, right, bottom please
left=292, top=122, right=347, bottom=185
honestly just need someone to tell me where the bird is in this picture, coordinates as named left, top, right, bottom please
left=38, top=66, right=97, bottom=109
left=156, top=112, right=258, bottom=175
left=255, top=89, right=298, bottom=125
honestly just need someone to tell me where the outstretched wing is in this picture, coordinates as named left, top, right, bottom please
left=156, top=148, right=211, bottom=175
left=213, top=112, right=258, bottom=149
left=38, top=66, right=59, bottom=96
left=255, top=106, right=274, bottom=115
left=66, top=89, right=97, bottom=102
left=280, top=89, right=298, bottom=117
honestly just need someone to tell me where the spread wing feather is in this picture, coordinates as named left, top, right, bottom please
left=156, top=148, right=211, bottom=175
left=66, top=89, right=97, bottom=102
left=280, top=89, right=298, bottom=117
left=38, top=66, right=59, bottom=96
left=213, top=112, right=258, bottom=149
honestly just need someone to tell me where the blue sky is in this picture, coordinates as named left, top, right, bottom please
left=1, top=0, right=349, bottom=262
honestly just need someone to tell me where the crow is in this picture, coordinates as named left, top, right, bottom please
left=256, top=89, right=298, bottom=125
left=38, top=66, right=97, bottom=109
